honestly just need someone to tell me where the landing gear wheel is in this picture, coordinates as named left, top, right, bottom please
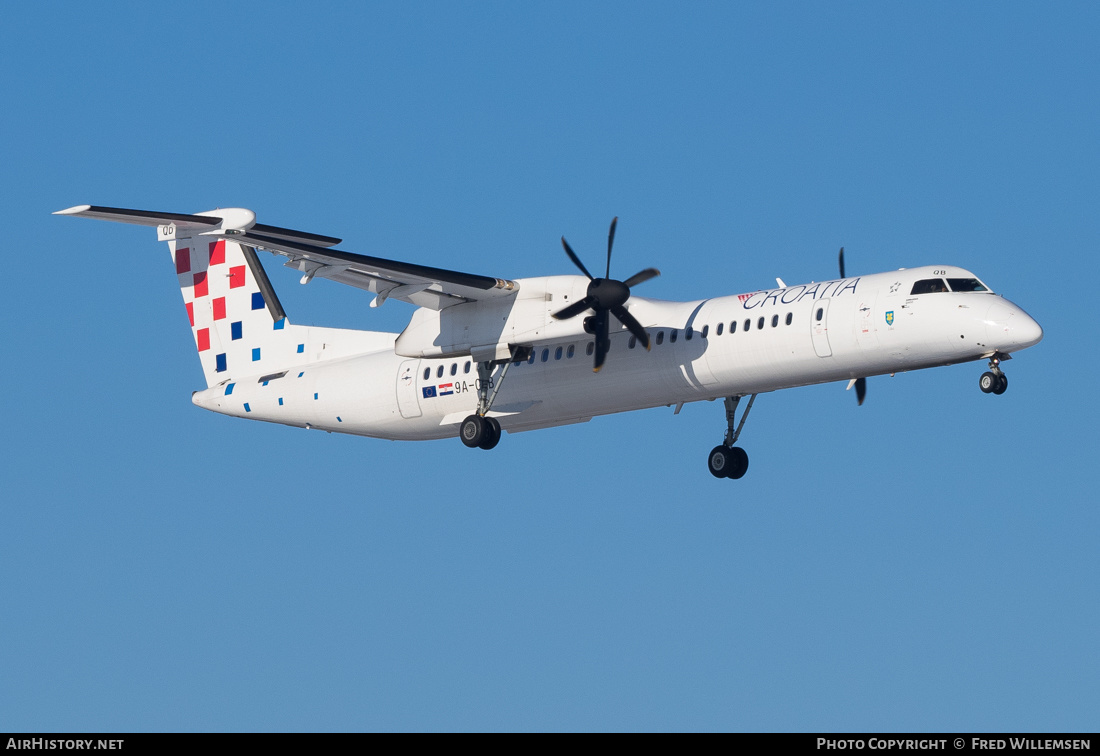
left=979, top=372, right=999, bottom=394
left=708, top=446, right=734, bottom=478
left=992, top=374, right=1008, bottom=395
left=707, top=445, right=749, bottom=479
left=726, top=447, right=749, bottom=479
left=460, top=415, right=487, bottom=448
left=478, top=417, right=501, bottom=450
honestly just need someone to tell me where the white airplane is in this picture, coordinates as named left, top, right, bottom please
left=56, top=204, right=1043, bottom=478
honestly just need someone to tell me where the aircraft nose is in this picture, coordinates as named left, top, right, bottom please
left=985, top=300, right=1043, bottom=351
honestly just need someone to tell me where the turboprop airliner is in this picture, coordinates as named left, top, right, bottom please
left=56, top=205, right=1043, bottom=479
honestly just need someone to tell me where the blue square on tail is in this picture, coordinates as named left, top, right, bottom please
left=231, top=321, right=242, bottom=340
left=251, top=292, right=265, bottom=310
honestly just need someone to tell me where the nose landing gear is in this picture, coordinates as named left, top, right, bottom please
left=707, top=394, right=756, bottom=479
left=979, top=355, right=1009, bottom=395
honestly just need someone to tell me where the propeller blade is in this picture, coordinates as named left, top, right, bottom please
left=623, top=267, right=660, bottom=289
left=561, top=237, right=594, bottom=280
left=611, top=305, right=650, bottom=350
left=855, top=376, right=866, bottom=406
left=592, top=309, right=610, bottom=372
left=606, top=216, right=618, bottom=279
left=838, top=247, right=846, bottom=279
left=551, top=297, right=593, bottom=321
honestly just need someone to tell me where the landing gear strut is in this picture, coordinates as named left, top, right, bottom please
left=707, top=394, right=756, bottom=479
left=979, top=354, right=1009, bottom=395
left=459, top=347, right=528, bottom=450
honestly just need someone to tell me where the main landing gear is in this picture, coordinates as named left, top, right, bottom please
left=707, top=394, right=757, bottom=480
left=459, top=348, right=529, bottom=450
left=979, top=354, right=1009, bottom=395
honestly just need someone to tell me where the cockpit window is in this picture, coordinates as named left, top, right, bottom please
left=946, top=278, right=989, bottom=292
left=911, top=278, right=949, bottom=295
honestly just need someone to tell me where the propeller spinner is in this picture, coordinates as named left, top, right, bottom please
left=552, top=217, right=660, bottom=372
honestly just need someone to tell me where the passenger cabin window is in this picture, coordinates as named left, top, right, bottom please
left=743, top=319, right=750, bottom=332
left=555, top=346, right=563, bottom=360
left=527, top=351, right=536, bottom=365
left=670, top=330, right=678, bottom=343
left=541, top=348, right=550, bottom=362
left=701, top=325, right=709, bottom=338
left=423, top=367, right=430, bottom=381
left=947, top=278, right=989, bottom=292
left=757, top=317, right=765, bottom=330
left=628, top=336, right=637, bottom=349
left=586, top=342, right=594, bottom=355
left=815, top=308, right=823, bottom=322
left=771, top=314, right=779, bottom=327
left=730, top=321, right=737, bottom=334
left=656, top=331, right=664, bottom=346
left=437, top=365, right=444, bottom=378
left=911, top=278, right=949, bottom=295
left=464, top=361, right=471, bottom=374
left=567, top=344, right=575, bottom=358
left=450, top=363, right=457, bottom=376
left=716, top=323, right=724, bottom=336
left=685, top=326, right=693, bottom=341
left=786, top=313, right=793, bottom=326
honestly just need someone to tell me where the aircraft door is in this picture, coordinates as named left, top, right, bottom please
left=811, top=298, right=832, bottom=357
left=396, top=359, right=423, bottom=418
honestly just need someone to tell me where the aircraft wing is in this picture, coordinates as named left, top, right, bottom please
left=56, top=205, right=519, bottom=310
left=236, top=230, right=518, bottom=310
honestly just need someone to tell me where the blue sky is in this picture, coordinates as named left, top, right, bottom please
left=2, top=2, right=1098, bottom=732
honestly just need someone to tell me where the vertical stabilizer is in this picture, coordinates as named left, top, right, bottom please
left=56, top=205, right=398, bottom=389
left=168, top=232, right=305, bottom=386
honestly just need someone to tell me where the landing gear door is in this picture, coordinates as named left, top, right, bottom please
left=396, top=359, right=422, bottom=419
left=811, top=298, right=832, bottom=357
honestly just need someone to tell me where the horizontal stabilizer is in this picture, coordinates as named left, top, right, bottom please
left=55, top=205, right=341, bottom=247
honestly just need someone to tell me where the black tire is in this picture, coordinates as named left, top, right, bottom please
left=727, top=447, right=749, bottom=479
left=979, top=371, right=998, bottom=394
left=992, top=373, right=1008, bottom=395
left=478, top=417, right=501, bottom=450
left=460, top=415, right=486, bottom=448
left=708, top=445, right=733, bottom=478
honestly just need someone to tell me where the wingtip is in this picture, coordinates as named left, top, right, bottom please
left=54, top=205, right=91, bottom=216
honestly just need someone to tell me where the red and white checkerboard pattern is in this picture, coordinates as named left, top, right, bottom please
left=170, top=237, right=309, bottom=387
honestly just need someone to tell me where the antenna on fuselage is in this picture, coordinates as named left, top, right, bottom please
left=838, top=247, right=866, bottom=406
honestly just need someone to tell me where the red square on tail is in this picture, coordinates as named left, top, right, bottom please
left=175, top=248, right=191, bottom=274
left=212, top=297, right=226, bottom=321
left=209, top=241, right=225, bottom=266
left=193, top=272, right=208, bottom=298
left=186, top=302, right=194, bottom=327
left=229, top=265, right=246, bottom=289
left=197, top=328, right=210, bottom=352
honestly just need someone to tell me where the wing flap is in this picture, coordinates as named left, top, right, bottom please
left=241, top=231, right=518, bottom=309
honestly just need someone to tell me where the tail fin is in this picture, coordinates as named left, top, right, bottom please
left=56, top=205, right=393, bottom=387
left=170, top=234, right=309, bottom=385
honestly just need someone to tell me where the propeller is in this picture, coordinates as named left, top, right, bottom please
left=552, top=217, right=660, bottom=372
left=839, top=246, right=867, bottom=406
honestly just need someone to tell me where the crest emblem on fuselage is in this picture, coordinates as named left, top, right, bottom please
left=885, top=310, right=895, bottom=326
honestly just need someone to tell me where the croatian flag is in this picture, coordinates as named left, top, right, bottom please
left=438, top=383, right=454, bottom=396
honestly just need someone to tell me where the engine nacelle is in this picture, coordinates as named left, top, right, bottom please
left=394, top=275, right=591, bottom=360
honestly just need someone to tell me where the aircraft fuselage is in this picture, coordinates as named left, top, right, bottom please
left=192, top=264, right=1042, bottom=440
